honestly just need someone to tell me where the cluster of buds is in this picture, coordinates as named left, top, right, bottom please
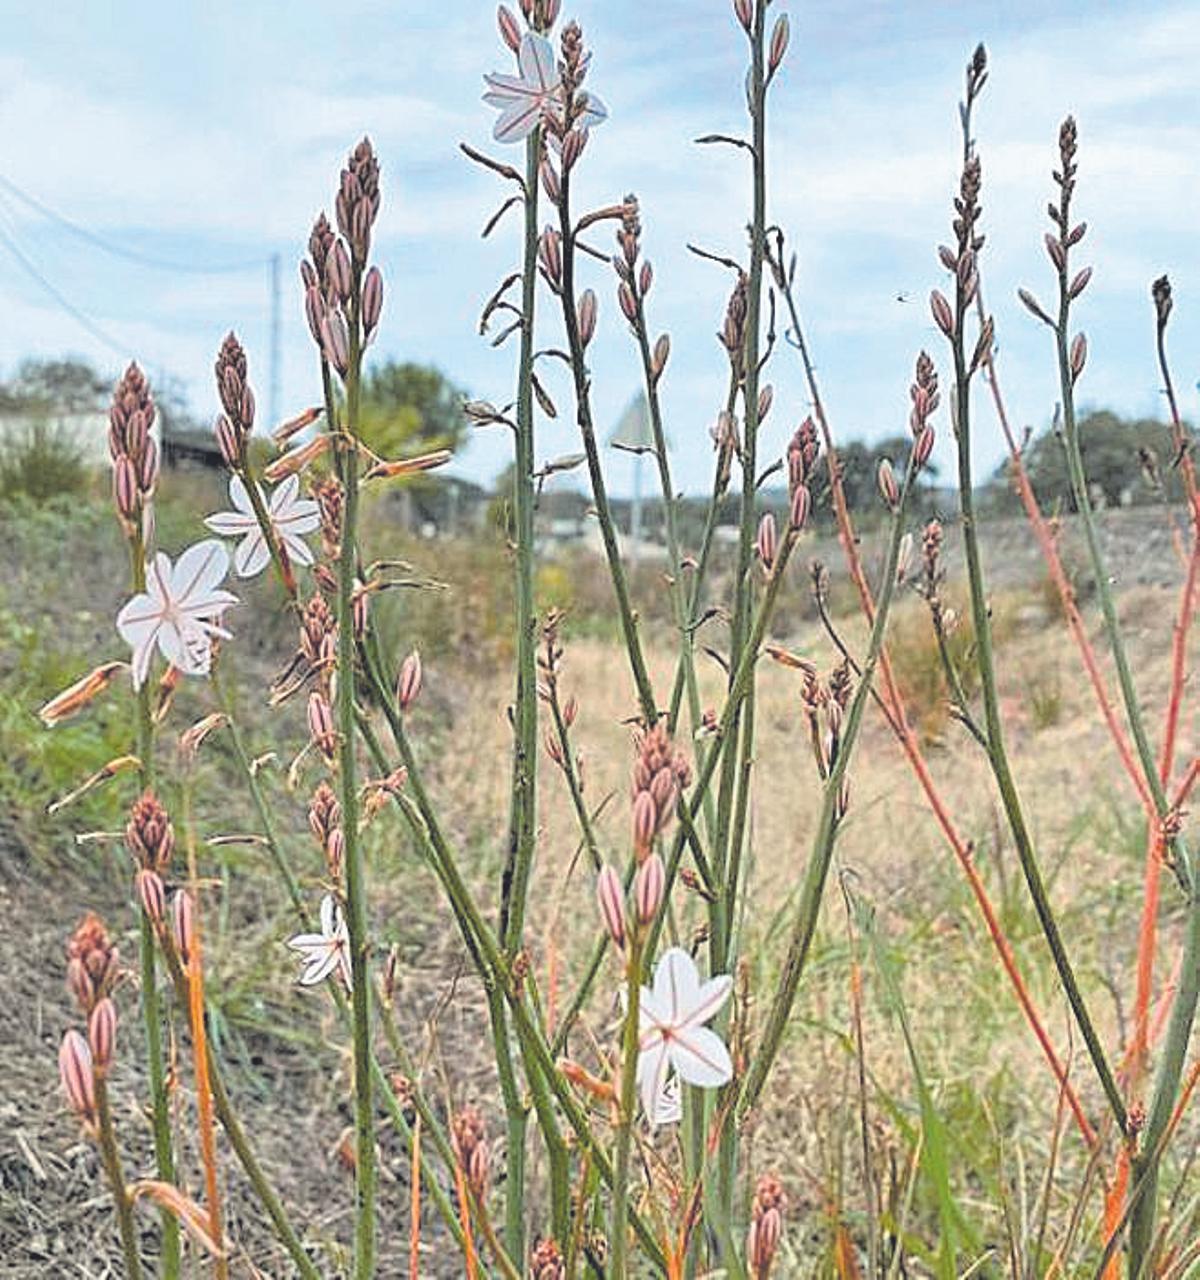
left=61, top=915, right=120, bottom=1131
left=214, top=332, right=255, bottom=469
left=907, top=350, right=938, bottom=470
left=613, top=195, right=661, bottom=350
left=930, top=139, right=984, bottom=347
left=747, top=1174, right=786, bottom=1277
left=301, top=140, right=384, bottom=377
left=108, top=363, right=159, bottom=529
left=786, top=418, right=819, bottom=531
left=309, top=781, right=345, bottom=883
left=66, top=912, right=118, bottom=1015
left=126, top=790, right=175, bottom=923
left=517, top=0, right=561, bottom=34
left=630, top=722, right=692, bottom=860
left=451, top=1105, right=490, bottom=1199
left=538, top=613, right=581, bottom=773
left=530, top=1237, right=565, bottom=1280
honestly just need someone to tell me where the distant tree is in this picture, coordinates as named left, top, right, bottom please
left=1, top=356, right=108, bottom=413
left=987, top=410, right=1184, bottom=511
left=358, top=361, right=468, bottom=460
left=828, top=434, right=939, bottom=516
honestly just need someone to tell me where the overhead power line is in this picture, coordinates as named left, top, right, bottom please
left=0, top=172, right=271, bottom=276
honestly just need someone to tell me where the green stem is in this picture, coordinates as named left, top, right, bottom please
left=128, top=529, right=180, bottom=1278
left=738, top=464, right=914, bottom=1115
left=337, top=278, right=376, bottom=1279
left=609, top=935, right=643, bottom=1278
left=94, top=1075, right=145, bottom=1280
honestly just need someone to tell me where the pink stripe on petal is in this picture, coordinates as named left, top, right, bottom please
left=667, top=1025, right=732, bottom=1089
left=680, top=974, right=733, bottom=1030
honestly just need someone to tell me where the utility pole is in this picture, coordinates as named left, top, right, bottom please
left=269, top=252, right=281, bottom=430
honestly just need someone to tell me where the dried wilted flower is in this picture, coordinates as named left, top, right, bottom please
left=173, top=889, right=196, bottom=967
left=59, top=1030, right=96, bottom=1128
left=630, top=722, right=692, bottom=860
left=126, top=790, right=175, bottom=873
left=451, top=1105, right=490, bottom=1199
left=308, top=691, right=338, bottom=764
left=67, top=913, right=118, bottom=1014
left=311, top=474, right=344, bottom=561
left=38, top=661, right=127, bottom=727
left=877, top=458, right=899, bottom=509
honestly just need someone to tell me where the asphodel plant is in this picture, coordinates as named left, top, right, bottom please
left=37, top=2, right=1200, bottom=1277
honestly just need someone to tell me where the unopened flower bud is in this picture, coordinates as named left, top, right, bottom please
left=539, top=227, right=562, bottom=287
left=320, top=310, right=350, bottom=375
left=329, top=239, right=352, bottom=302
left=650, top=334, right=670, bottom=383
left=1069, top=332, right=1087, bottom=382
left=789, top=482, right=810, bottom=531
left=618, top=281, right=637, bottom=323
left=1068, top=266, right=1092, bottom=300
left=756, top=512, right=778, bottom=572
left=88, top=997, right=117, bottom=1072
left=136, top=868, right=166, bottom=923
left=563, top=694, right=578, bottom=728
left=397, top=650, right=422, bottom=712
left=596, top=864, right=626, bottom=949
left=307, top=691, right=337, bottom=760
left=930, top=289, right=954, bottom=338
left=634, top=852, right=665, bottom=926
left=113, top=457, right=139, bottom=520
left=138, top=437, right=160, bottom=493
left=577, top=288, right=597, bottom=347
left=913, top=424, right=935, bottom=469
left=757, top=384, right=773, bottom=422
left=362, top=266, right=384, bottom=343
left=1018, top=288, right=1054, bottom=326
left=638, top=260, right=653, bottom=297
left=733, top=0, right=752, bottom=33
left=877, top=459, right=900, bottom=509
left=768, top=13, right=790, bottom=75
left=215, top=414, right=240, bottom=469
left=1044, top=232, right=1066, bottom=272
left=173, top=889, right=195, bottom=967
left=540, top=158, right=561, bottom=203
left=632, top=790, right=657, bottom=858
left=59, top=1030, right=95, bottom=1126
left=497, top=3, right=521, bottom=51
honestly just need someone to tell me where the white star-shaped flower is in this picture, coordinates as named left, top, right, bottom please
left=483, top=33, right=607, bottom=144
left=116, top=540, right=238, bottom=689
left=204, top=474, right=319, bottom=578
left=287, top=894, right=353, bottom=990
left=637, top=947, right=732, bottom=1124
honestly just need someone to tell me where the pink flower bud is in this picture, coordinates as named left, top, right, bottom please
left=789, top=482, right=810, bottom=532
left=563, top=694, right=578, bottom=728
left=913, top=424, right=935, bottom=470
left=756, top=512, right=778, bottom=571
left=308, top=690, right=337, bottom=759
left=768, top=13, right=790, bottom=75
left=733, top=0, right=752, bottom=33
left=937, top=244, right=958, bottom=272
left=397, top=650, right=422, bottom=712
left=596, top=864, right=626, bottom=949
left=634, top=852, right=665, bottom=926
left=639, top=260, right=653, bottom=297
left=1070, top=332, right=1087, bottom=383
left=136, top=868, right=166, bottom=923
left=329, top=238, right=352, bottom=302
left=540, top=158, right=560, bottom=203
left=877, top=458, right=900, bottom=509
left=1067, top=221, right=1087, bottom=247
left=632, top=790, right=657, bottom=857
left=577, top=288, right=597, bottom=347
left=88, top=997, right=116, bottom=1072
left=240, top=384, right=256, bottom=433
left=320, top=310, right=350, bottom=374
left=930, top=289, right=954, bottom=338
left=173, top=889, right=195, bottom=967
left=127, top=409, right=149, bottom=459
left=651, top=334, right=670, bottom=383
left=539, top=227, right=562, bottom=287
left=1044, top=232, right=1066, bottom=272
left=497, top=3, right=521, bottom=51
left=59, top=1029, right=95, bottom=1124
left=113, top=456, right=139, bottom=519
left=757, top=384, right=773, bottom=422
left=748, top=1206, right=783, bottom=1273
left=1018, top=288, right=1053, bottom=326
left=362, top=266, right=384, bottom=343
left=560, top=128, right=587, bottom=171
left=618, top=281, right=638, bottom=324
left=1068, top=266, right=1092, bottom=300
left=215, top=414, right=240, bottom=469
left=305, top=286, right=326, bottom=345
left=138, top=436, right=160, bottom=493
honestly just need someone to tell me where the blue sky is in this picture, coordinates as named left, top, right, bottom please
left=0, top=0, right=1197, bottom=494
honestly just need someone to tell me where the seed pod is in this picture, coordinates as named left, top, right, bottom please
left=756, top=512, right=778, bottom=572
left=397, top=650, right=422, bottom=712
left=930, top=290, right=954, bottom=338
left=634, top=852, right=665, bottom=926
left=88, top=997, right=117, bottom=1072
left=596, top=864, right=626, bottom=949
left=877, top=458, right=900, bottom=509
left=577, top=289, right=597, bottom=347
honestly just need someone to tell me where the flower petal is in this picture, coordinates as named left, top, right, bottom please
left=576, top=91, right=608, bottom=131
left=667, top=1025, right=732, bottom=1090
left=518, top=33, right=558, bottom=95
left=679, top=974, right=733, bottom=1030
left=129, top=626, right=159, bottom=690
left=650, top=1073, right=682, bottom=1128
left=204, top=510, right=258, bottom=537
left=652, top=947, right=701, bottom=1027
left=319, top=894, right=336, bottom=936
left=171, top=539, right=231, bottom=603
left=116, top=592, right=162, bottom=648
left=636, top=1036, right=671, bottom=1122
left=229, top=474, right=255, bottom=515
left=234, top=530, right=270, bottom=578
left=299, top=947, right=340, bottom=986
left=268, top=474, right=300, bottom=516
left=494, top=99, right=544, bottom=144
